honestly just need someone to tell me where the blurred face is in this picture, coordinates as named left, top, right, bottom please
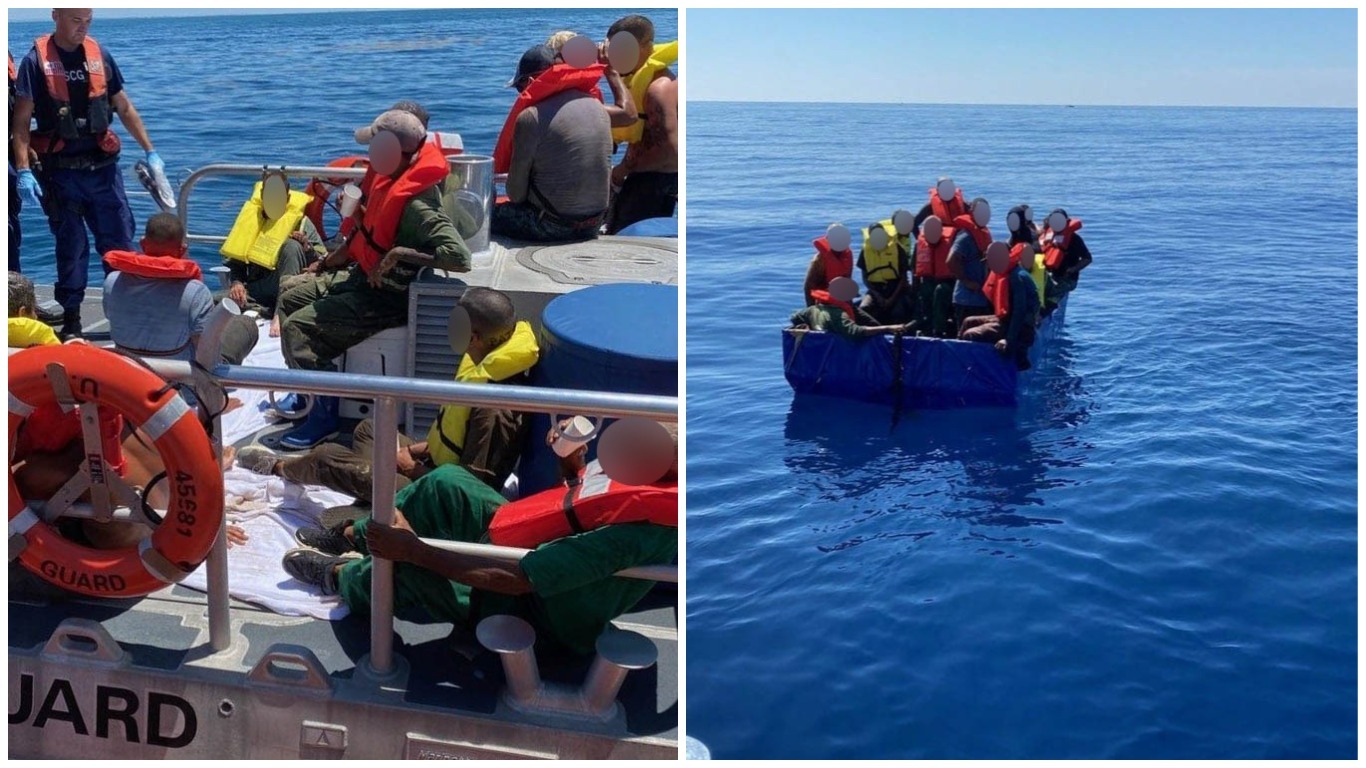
left=923, top=216, right=943, bottom=244
left=52, top=9, right=93, bottom=48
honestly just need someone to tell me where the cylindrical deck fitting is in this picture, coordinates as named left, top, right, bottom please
left=581, top=629, right=657, bottom=713
left=476, top=615, right=542, bottom=703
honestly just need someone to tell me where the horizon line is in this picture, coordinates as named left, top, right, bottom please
left=690, top=99, right=1356, bottom=110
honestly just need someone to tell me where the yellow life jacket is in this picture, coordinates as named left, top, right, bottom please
left=610, top=40, right=678, bottom=145
left=1028, top=251, right=1047, bottom=304
left=860, top=218, right=908, bottom=285
left=426, top=321, right=540, bottom=467
left=8, top=316, right=60, bottom=349
left=219, top=182, right=313, bottom=270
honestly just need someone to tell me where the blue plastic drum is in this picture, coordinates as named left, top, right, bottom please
left=519, top=283, right=678, bottom=495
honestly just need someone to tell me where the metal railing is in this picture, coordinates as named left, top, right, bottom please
left=175, top=163, right=509, bottom=247
left=78, top=304, right=680, bottom=678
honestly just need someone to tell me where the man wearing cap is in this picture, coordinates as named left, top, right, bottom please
left=491, top=44, right=611, bottom=242
left=279, top=419, right=678, bottom=656
left=604, top=14, right=678, bottom=234
left=11, top=9, right=165, bottom=339
left=273, top=108, right=471, bottom=450
left=240, top=287, right=535, bottom=507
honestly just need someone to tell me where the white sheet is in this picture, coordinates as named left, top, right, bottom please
left=180, top=465, right=357, bottom=620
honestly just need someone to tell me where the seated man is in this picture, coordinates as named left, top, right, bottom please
left=237, top=287, right=536, bottom=502
left=959, top=242, right=1041, bottom=370
left=275, top=109, right=472, bottom=450
left=791, top=276, right=912, bottom=339
left=281, top=420, right=678, bottom=655
left=491, top=45, right=612, bottom=242
left=9, top=270, right=61, bottom=348
left=604, top=14, right=678, bottom=234
left=102, top=213, right=259, bottom=366
left=225, top=215, right=325, bottom=318
left=857, top=214, right=914, bottom=325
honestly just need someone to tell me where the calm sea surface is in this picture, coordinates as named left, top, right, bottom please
left=8, top=8, right=677, bottom=281
left=684, top=102, right=1357, bottom=759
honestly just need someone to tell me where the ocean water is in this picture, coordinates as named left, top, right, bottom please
left=684, top=102, right=1356, bottom=759
left=8, top=8, right=676, bottom=283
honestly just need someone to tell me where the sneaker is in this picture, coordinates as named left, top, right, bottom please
left=36, top=301, right=65, bottom=325
left=294, top=520, right=355, bottom=557
left=282, top=548, right=346, bottom=595
left=236, top=444, right=280, bottom=476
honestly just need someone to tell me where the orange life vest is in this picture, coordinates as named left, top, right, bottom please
left=983, top=269, right=1010, bottom=318
left=303, top=155, right=370, bottom=242
left=488, top=474, right=677, bottom=548
left=492, top=63, right=605, bottom=174
left=30, top=34, right=113, bottom=153
left=929, top=187, right=967, bottom=224
left=809, top=289, right=857, bottom=324
left=348, top=142, right=449, bottom=276
left=914, top=227, right=956, bottom=280
left=813, top=235, right=853, bottom=286
left=1042, top=218, right=1084, bottom=272
left=952, top=214, right=993, bottom=254
left=103, top=250, right=203, bottom=281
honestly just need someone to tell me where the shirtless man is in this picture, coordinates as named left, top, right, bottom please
left=604, top=15, right=677, bottom=234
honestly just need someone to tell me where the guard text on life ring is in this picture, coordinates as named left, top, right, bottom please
left=8, top=344, right=224, bottom=597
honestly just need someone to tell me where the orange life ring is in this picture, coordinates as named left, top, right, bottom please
left=7, top=344, right=224, bottom=598
left=303, top=155, right=371, bottom=242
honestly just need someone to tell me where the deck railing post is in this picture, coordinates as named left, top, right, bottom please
left=367, top=396, right=400, bottom=677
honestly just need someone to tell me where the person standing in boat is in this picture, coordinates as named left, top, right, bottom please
left=9, top=51, right=21, bottom=274
left=945, top=197, right=996, bottom=332
left=1039, top=208, right=1092, bottom=313
left=604, top=14, right=678, bottom=233
left=491, top=44, right=612, bottom=242
left=11, top=9, right=165, bottom=340
left=912, top=215, right=957, bottom=338
left=857, top=211, right=915, bottom=325
left=102, top=213, right=259, bottom=367
left=791, top=276, right=912, bottom=338
left=959, top=241, right=1041, bottom=370
left=275, top=108, right=471, bottom=450
left=802, top=222, right=854, bottom=307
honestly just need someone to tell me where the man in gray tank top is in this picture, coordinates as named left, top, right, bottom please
left=492, top=45, right=611, bottom=242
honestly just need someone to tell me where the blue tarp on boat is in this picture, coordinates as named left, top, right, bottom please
left=782, top=295, right=1068, bottom=409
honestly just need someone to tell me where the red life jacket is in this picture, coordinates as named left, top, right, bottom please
left=929, top=187, right=967, bottom=224
left=492, top=63, right=605, bottom=174
left=983, top=269, right=1010, bottom=318
left=809, top=289, right=857, bottom=324
left=348, top=142, right=449, bottom=276
left=914, top=227, right=956, bottom=279
left=813, top=236, right=853, bottom=285
left=488, top=474, right=677, bottom=548
left=1042, top=218, right=1084, bottom=271
left=102, top=250, right=204, bottom=281
left=303, top=155, right=370, bottom=241
left=952, top=214, right=993, bottom=254
left=30, top=34, right=112, bottom=153
left=1008, top=242, right=1026, bottom=270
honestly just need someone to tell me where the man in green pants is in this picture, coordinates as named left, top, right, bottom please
left=282, top=424, right=678, bottom=655
left=276, top=107, right=471, bottom=450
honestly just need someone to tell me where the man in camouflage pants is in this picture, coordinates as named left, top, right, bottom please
left=276, top=108, right=471, bottom=450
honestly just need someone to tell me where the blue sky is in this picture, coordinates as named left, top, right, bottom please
left=689, top=9, right=1357, bottom=107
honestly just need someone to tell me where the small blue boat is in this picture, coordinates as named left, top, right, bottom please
left=782, top=295, right=1069, bottom=409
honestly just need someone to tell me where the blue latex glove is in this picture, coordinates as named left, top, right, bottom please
left=145, top=150, right=165, bottom=175
left=17, top=169, right=42, bottom=207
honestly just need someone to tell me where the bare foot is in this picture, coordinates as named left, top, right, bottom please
left=220, top=445, right=237, bottom=470
left=224, top=397, right=243, bottom=415
left=269, top=316, right=281, bottom=338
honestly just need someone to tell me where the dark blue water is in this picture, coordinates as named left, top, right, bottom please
left=684, top=102, right=1356, bottom=759
left=8, top=9, right=677, bottom=283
